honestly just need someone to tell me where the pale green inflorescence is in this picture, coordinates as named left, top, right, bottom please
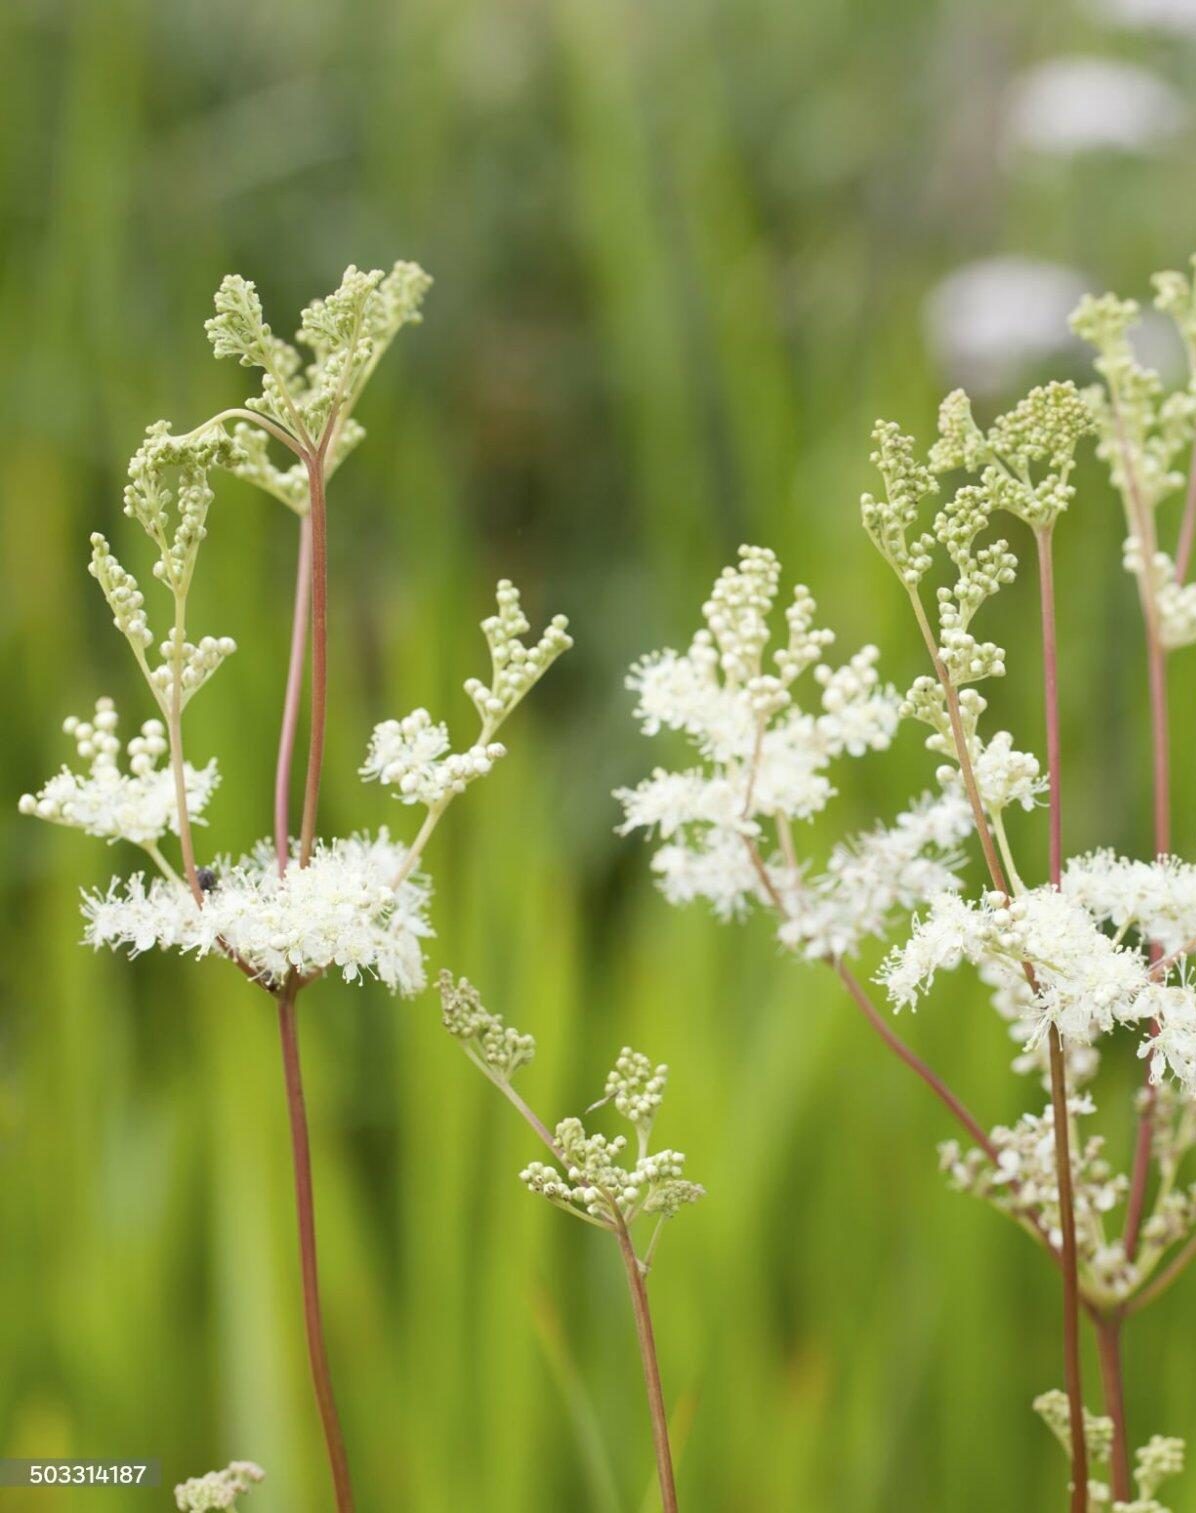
left=173, top=1461, right=264, bottom=1512
left=437, top=974, right=703, bottom=1253
left=362, top=579, right=572, bottom=821
left=18, top=261, right=571, bottom=1006
left=862, top=396, right=1067, bottom=830
left=438, top=970, right=536, bottom=1080
left=1072, top=269, right=1196, bottom=649
left=1035, top=1389, right=1185, bottom=1511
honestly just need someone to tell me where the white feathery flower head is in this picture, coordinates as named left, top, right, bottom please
left=937, top=729, right=1047, bottom=816
left=923, top=257, right=1088, bottom=394
left=649, top=826, right=767, bottom=921
left=615, top=768, right=750, bottom=841
left=361, top=708, right=506, bottom=806
left=82, top=830, right=432, bottom=993
left=175, top=1461, right=264, bottom=1512
left=1137, top=982, right=1196, bottom=1092
left=626, top=642, right=756, bottom=762
left=18, top=697, right=218, bottom=846
left=1064, top=849, right=1196, bottom=956
left=620, top=546, right=901, bottom=927
left=778, top=790, right=972, bottom=961
left=980, top=958, right=1102, bottom=1087
left=1003, top=56, right=1187, bottom=158
left=879, top=886, right=1152, bottom=1043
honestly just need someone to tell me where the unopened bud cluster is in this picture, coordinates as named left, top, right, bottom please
left=437, top=971, right=535, bottom=1080
left=466, top=580, right=572, bottom=733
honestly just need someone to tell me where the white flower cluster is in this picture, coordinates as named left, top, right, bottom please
left=82, top=832, right=432, bottom=993
left=19, top=698, right=218, bottom=847
left=1064, top=850, right=1196, bottom=955
left=941, top=728, right=1046, bottom=816
left=519, top=1048, right=704, bottom=1229
left=618, top=546, right=900, bottom=922
left=174, top=1461, right=264, bottom=1512
left=879, top=885, right=1155, bottom=1044
left=361, top=709, right=505, bottom=807
left=777, top=790, right=973, bottom=961
left=980, top=958, right=1101, bottom=1088
left=366, top=580, right=570, bottom=825
left=941, top=1094, right=1125, bottom=1257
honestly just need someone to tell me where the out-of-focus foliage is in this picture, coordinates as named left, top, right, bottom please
left=3, top=0, right=1196, bottom=1508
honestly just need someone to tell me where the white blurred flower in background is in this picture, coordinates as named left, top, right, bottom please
left=924, top=257, right=1088, bottom=393
left=1089, top=0, right=1196, bottom=38
left=1003, top=56, right=1187, bottom=157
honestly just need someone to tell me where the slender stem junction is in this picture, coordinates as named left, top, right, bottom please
left=613, top=1215, right=679, bottom=1513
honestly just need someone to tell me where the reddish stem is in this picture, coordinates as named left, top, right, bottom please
left=299, top=449, right=329, bottom=867
left=1176, top=445, right=1196, bottom=584
left=1036, top=529, right=1063, bottom=885
left=1094, top=1315, right=1132, bottom=1501
left=1032, top=530, right=1090, bottom=1510
left=275, top=514, right=313, bottom=873
left=913, top=582, right=1087, bottom=1509
left=835, top=962, right=999, bottom=1164
left=612, top=1215, right=678, bottom=1513
left=1047, top=1026, right=1089, bottom=1513
left=1124, top=631, right=1171, bottom=1263
left=278, top=987, right=356, bottom=1512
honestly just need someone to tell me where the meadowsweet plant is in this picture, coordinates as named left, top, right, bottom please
left=620, top=258, right=1196, bottom=1508
left=19, top=265, right=570, bottom=1512
left=437, top=972, right=703, bottom=1513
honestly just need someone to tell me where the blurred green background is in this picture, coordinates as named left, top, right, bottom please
left=4, top=0, right=1196, bottom=1507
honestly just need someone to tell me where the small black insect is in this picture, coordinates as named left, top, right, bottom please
left=196, top=866, right=219, bottom=893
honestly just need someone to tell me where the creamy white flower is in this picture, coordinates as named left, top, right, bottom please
left=1137, top=982, right=1196, bottom=1091
left=82, top=830, right=432, bottom=993
left=778, top=790, right=972, bottom=960
left=620, top=548, right=902, bottom=928
left=18, top=697, right=218, bottom=846
left=615, top=768, right=750, bottom=840
left=812, top=646, right=901, bottom=756
left=627, top=639, right=756, bottom=762
left=1003, top=57, right=1187, bottom=157
left=924, top=257, right=1088, bottom=394
left=650, top=826, right=767, bottom=921
left=1064, top=849, right=1196, bottom=955
left=880, top=886, right=1151, bottom=1042
left=361, top=707, right=505, bottom=807
left=981, top=958, right=1102, bottom=1087
left=938, top=729, right=1046, bottom=815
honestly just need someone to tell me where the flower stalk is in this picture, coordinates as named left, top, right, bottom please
left=278, top=982, right=355, bottom=1513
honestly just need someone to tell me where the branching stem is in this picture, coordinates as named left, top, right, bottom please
left=275, top=514, right=313, bottom=872
left=298, top=443, right=330, bottom=867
